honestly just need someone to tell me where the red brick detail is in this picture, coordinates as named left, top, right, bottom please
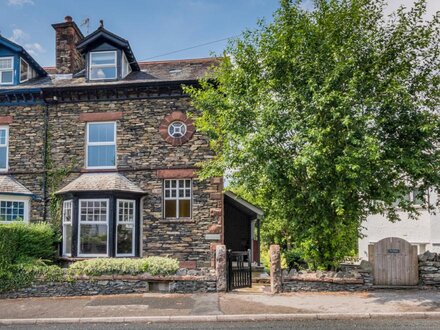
left=157, top=168, right=197, bottom=179
left=208, top=224, right=222, bottom=234
left=159, top=111, right=195, bottom=145
left=79, top=112, right=123, bottom=122
left=179, top=261, right=197, bottom=269
left=0, top=116, right=13, bottom=124
left=210, top=193, right=222, bottom=200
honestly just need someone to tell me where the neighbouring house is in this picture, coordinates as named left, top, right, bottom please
left=0, top=17, right=262, bottom=268
left=358, top=188, right=440, bottom=259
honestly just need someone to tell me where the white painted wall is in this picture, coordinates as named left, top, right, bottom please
left=359, top=190, right=440, bottom=259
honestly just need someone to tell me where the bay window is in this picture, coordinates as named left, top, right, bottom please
left=62, top=200, right=73, bottom=256
left=0, top=57, right=13, bottom=85
left=78, top=199, right=109, bottom=257
left=164, top=179, right=192, bottom=218
left=116, top=199, right=135, bottom=256
left=86, top=122, right=116, bottom=169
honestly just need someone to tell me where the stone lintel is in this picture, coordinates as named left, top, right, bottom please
left=157, top=168, right=196, bottom=179
left=79, top=112, right=123, bottom=122
left=0, top=116, right=13, bottom=124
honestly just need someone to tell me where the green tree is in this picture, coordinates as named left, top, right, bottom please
left=186, top=0, right=440, bottom=269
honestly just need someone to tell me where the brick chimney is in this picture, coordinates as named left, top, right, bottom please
left=52, top=16, right=84, bottom=74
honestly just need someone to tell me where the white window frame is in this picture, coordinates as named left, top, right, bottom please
left=0, top=56, right=14, bottom=85
left=121, top=52, right=132, bottom=78
left=0, top=125, right=9, bottom=172
left=86, top=121, right=117, bottom=169
left=62, top=200, right=73, bottom=257
left=163, top=179, right=192, bottom=219
left=89, top=51, right=117, bottom=80
left=78, top=198, right=109, bottom=257
left=0, top=196, right=30, bottom=224
left=116, top=199, right=136, bottom=257
left=19, top=58, right=29, bottom=83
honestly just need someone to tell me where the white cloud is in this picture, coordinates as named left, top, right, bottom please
left=8, top=28, right=45, bottom=56
left=9, top=28, right=28, bottom=43
left=24, top=42, right=45, bottom=56
left=385, top=0, right=440, bottom=16
left=7, top=0, right=34, bottom=6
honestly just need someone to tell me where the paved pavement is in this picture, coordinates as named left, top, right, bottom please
left=3, top=319, right=440, bottom=329
left=1, top=288, right=440, bottom=324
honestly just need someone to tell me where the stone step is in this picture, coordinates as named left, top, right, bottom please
left=372, top=285, right=420, bottom=290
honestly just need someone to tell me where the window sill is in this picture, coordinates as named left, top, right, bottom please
left=159, top=218, right=194, bottom=224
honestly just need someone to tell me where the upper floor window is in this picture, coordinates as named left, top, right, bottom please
left=164, top=179, right=192, bottom=218
left=0, top=126, right=8, bottom=171
left=121, top=52, right=132, bottom=79
left=90, top=51, right=117, bottom=80
left=0, top=57, right=14, bottom=85
left=86, top=122, right=116, bottom=169
left=20, top=58, right=36, bottom=83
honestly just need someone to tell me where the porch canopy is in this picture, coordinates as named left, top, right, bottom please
left=224, top=191, right=263, bottom=265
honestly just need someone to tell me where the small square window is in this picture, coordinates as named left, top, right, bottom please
left=163, top=179, right=192, bottom=218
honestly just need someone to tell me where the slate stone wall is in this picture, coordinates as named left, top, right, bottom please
left=0, top=92, right=223, bottom=268
left=0, top=278, right=217, bottom=299
left=49, top=97, right=222, bottom=267
left=0, top=104, right=46, bottom=220
left=419, top=251, right=440, bottom=286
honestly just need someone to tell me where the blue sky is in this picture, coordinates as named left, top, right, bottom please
left=0, top=0, right=283, bottom=66
left=0, top=0, right=438, bottom=67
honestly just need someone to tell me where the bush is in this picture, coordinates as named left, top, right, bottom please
left=0, top=222, right=58, bottom=267
left=67, top=256, right=179, bottom=277
left=0, top=258, right=64, bottom=293
left=284, top=248, right=308, bottom=271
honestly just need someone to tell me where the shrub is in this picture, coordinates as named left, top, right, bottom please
left=0, top=258, right=64, bottom=293
left=284, top=248, right=308, bottom=271
left=67, top=256, right=179, bottom=277
left=0, top=222, right=58, bottom=267
left=144, top=256, right=179, bottom=276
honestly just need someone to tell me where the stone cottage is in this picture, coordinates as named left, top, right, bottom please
left=0, top=17, right=262, bottom=268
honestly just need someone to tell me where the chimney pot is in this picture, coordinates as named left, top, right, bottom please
left=65, top=16, right=73, bottom=22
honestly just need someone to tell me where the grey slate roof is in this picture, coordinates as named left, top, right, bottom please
left=56, top=173, right=145, bottom=195
left=0, top=57, right=219, bottom=91
left=0, top=175, right=34, bottom=196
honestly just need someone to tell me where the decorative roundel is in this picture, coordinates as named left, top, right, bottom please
left=160, top=111, right=195, bottom=145
left=168, top=121, right=187, bottom=138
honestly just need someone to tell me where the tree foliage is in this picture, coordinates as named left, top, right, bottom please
left=185, top=0, right=440, bottom=269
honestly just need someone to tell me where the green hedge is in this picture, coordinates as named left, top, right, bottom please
left=0, top=222, right=58, bottom=268
left=67, top=257, right=179, bottom=276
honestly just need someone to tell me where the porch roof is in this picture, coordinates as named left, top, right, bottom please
left=0, top=175, right=34, bottom=196
left=56, top=173, right=145, bottom=195
left=224, top=191, right=264, bottom=219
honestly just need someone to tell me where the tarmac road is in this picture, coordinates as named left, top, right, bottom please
left=2, top=319, right=440, bottom=329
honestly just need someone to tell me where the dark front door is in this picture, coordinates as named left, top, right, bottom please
left=227, top=249, right=252, bottom=291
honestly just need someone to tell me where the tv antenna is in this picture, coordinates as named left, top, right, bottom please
left=81, top=18, right=90, bottom=34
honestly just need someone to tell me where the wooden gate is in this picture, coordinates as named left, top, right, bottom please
left=368, top=237, right=418, bottom=286
left=227, top=249, right=252, bottom=291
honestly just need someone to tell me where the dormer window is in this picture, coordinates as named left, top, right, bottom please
left=90, top=51, right=117, bottom=80
left=20, top=58, right=36, bottom=83
left=0, top=57, right=14, bottom=85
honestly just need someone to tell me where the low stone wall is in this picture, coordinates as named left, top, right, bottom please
left=0, top=275, right=217, bottom=299
left=282, top=270, right=373, bottom=292
left=269, top=244, right=373, bottom=293
left=419, top=251, right=440, bottom=286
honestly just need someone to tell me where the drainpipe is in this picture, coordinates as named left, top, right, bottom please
left=42, top=95, right=49, bottom=222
